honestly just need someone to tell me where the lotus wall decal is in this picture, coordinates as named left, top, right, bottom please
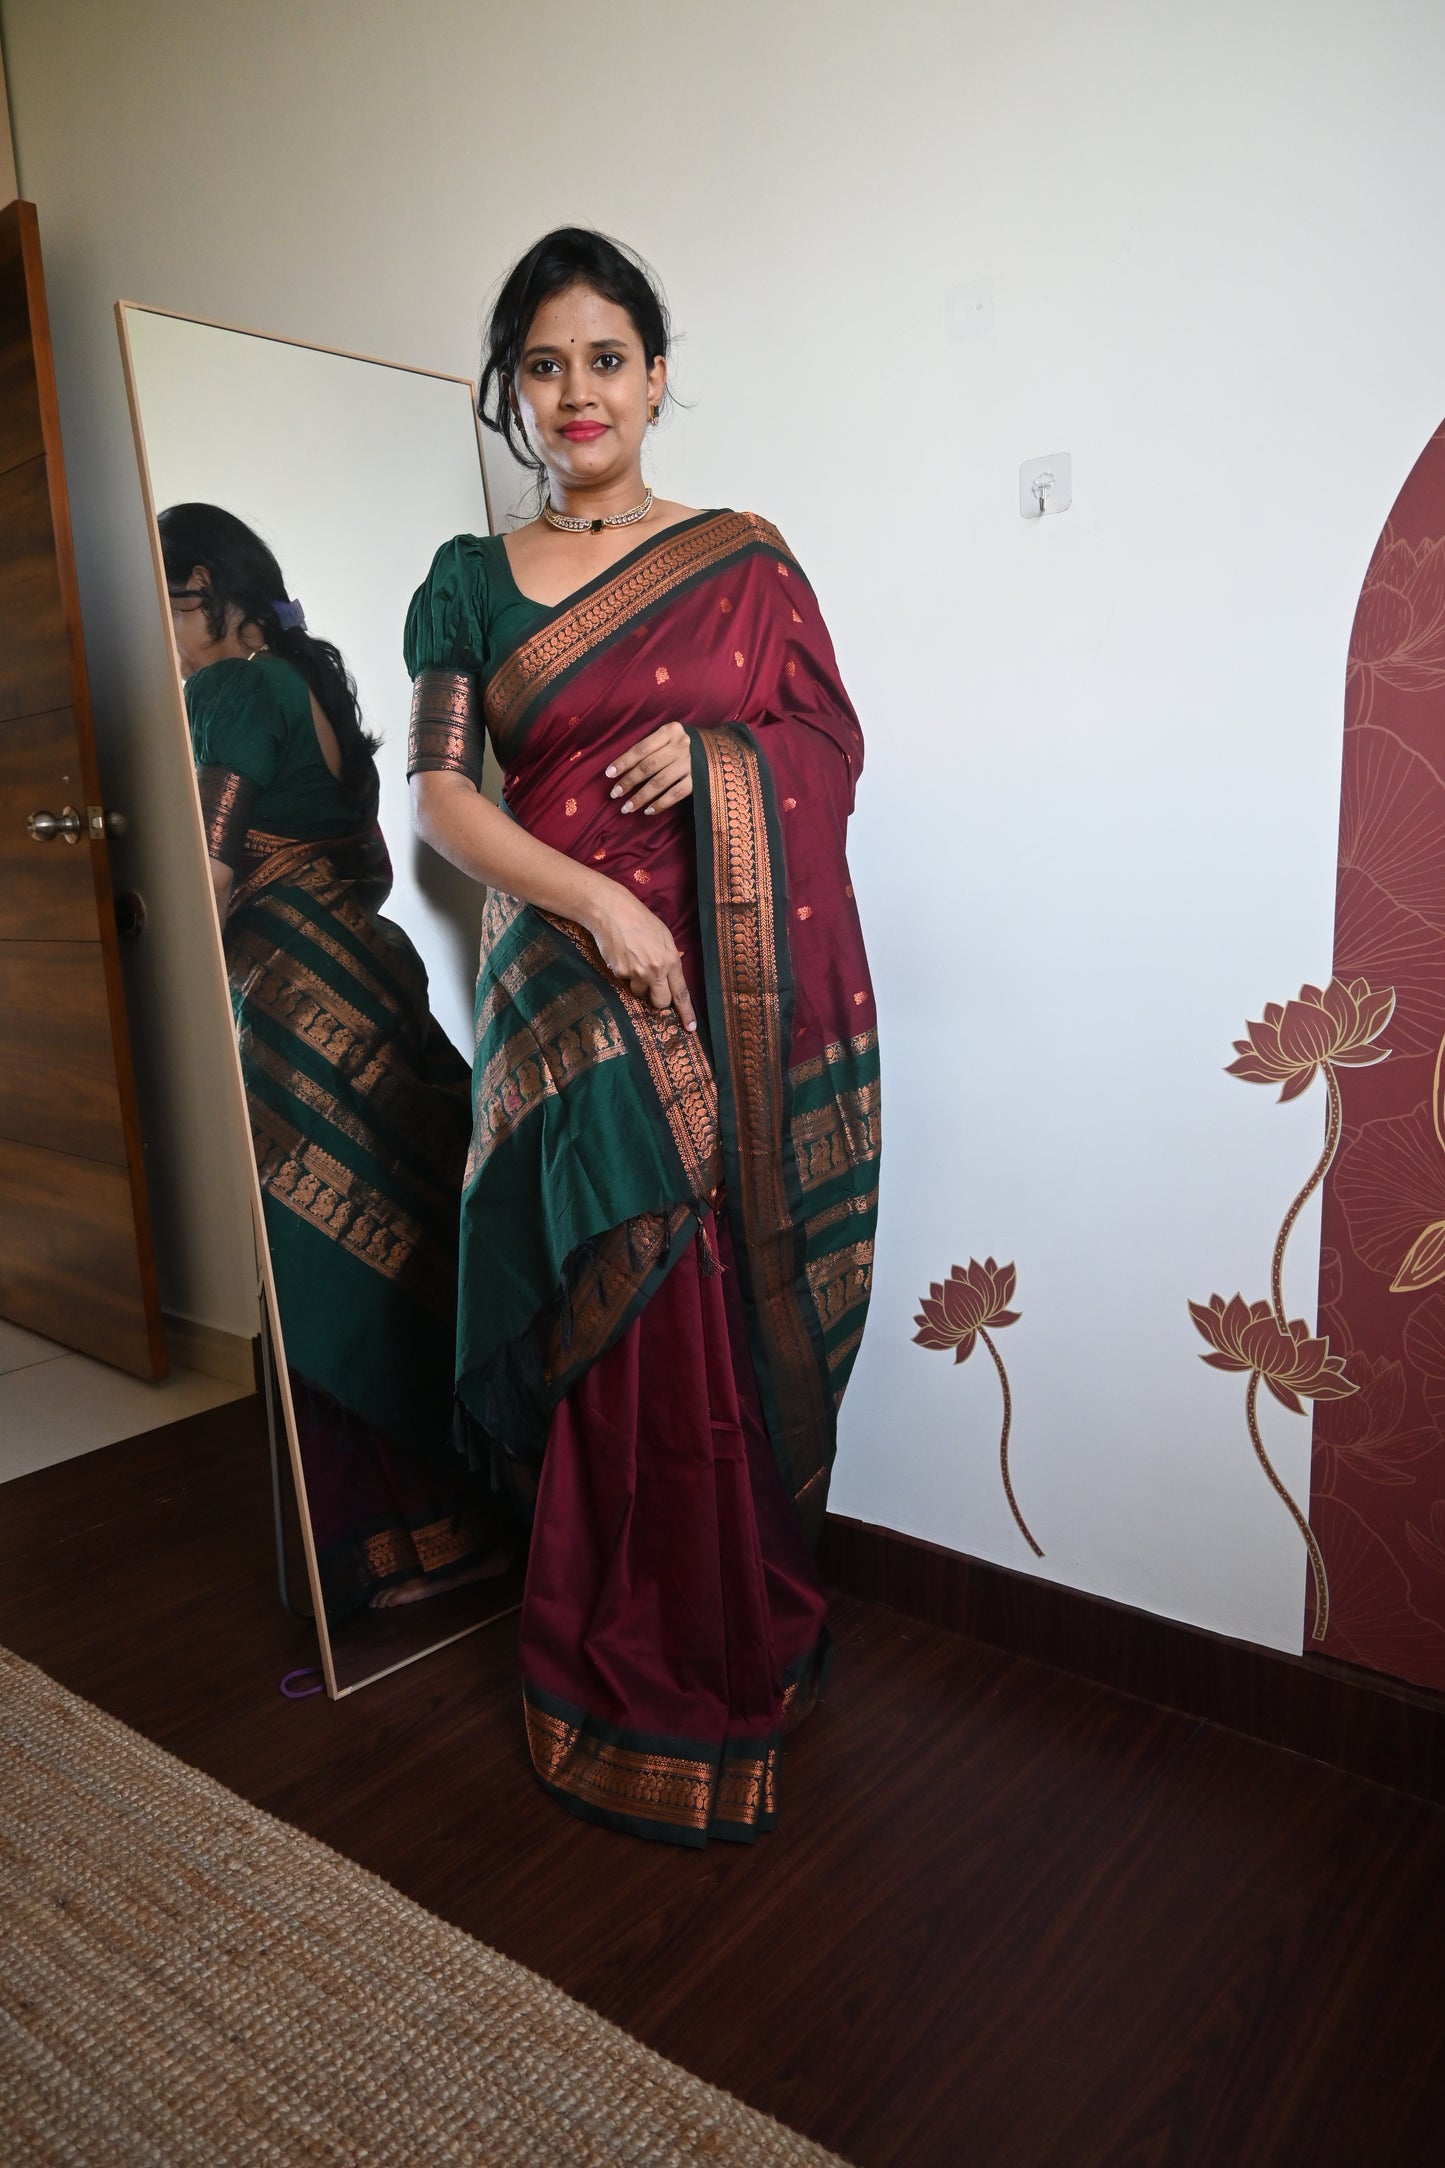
left=1191, top=975, right=1394, bottom=1640
left=914, top=1257, right=1042, bottom=1558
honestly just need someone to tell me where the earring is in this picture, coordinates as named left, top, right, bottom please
left=649, top=403, right=660, bottom=426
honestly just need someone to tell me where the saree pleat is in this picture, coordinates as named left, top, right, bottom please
left=407, top=511, right=878, bottom=1840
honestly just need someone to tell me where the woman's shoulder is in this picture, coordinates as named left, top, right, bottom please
left=420, top=529, right=501, bottom=582
left=410, top=530, right=507, bottom=611
left=185, top=654, right=289, bottom=722
left=184, top=656, right=294, bottom=778
left=405, top=533, right=499, bottom=675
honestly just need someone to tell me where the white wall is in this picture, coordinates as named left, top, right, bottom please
left=7, top=0, right=1445, bottom=1652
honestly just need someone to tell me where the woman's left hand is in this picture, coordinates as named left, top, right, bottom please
left=606, top=722, right=692, bottom=816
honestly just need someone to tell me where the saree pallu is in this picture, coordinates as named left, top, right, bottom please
left=226, top=822, right=490, bottom=1616
left=420, top=511, right=880, bottom=1842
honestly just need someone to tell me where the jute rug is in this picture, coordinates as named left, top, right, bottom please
left=0, top=1648, right=848, bottom=2165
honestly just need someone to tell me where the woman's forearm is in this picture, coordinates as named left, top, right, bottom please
left=209, top=859, right=234, bottom=919
left=410, top=772, right=606, bottom=924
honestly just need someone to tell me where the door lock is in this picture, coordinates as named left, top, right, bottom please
left=26, top=804, right=126, bottom=843
left=27, top=806, right=83, bottom=844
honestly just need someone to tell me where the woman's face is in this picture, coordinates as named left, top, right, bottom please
left=168, top=567, right=244, bottom=679
left=511, top=284, right=666, bottom=497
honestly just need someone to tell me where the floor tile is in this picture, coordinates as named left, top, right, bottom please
left=0, top=1319, right=64, bottom=1377
left=0, top=1357, right=249, bottom=1482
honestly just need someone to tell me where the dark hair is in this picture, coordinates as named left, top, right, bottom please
left=478, top=226, right=672, bottom=483
left=157, top=502, right=379, bottom=804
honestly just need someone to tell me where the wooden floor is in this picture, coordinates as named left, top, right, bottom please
left=4, top=1398, right=1445, bottom=2166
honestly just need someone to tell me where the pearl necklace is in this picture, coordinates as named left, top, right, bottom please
left=542, top=488, right=653, bottom=536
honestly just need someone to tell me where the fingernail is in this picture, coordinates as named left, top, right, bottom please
left=621, top=801, right=633, bottom=814
left=605, top=765, right=616, bottom=777
left=611, top=785, right=622, bottom=798
left=643, top=806, right=655, bottom=816
left=687, top=1021, right=697, bottom=1032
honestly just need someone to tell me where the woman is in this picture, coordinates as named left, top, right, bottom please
left=161, top=503, right=502, bottom=1619
left=406, top=230, right=879, bottom=1843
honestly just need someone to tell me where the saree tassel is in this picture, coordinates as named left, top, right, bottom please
left=696, top=1213, right=723, bottom=1277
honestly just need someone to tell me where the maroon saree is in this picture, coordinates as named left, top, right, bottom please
left=407, top=511, right=879, bottom=1842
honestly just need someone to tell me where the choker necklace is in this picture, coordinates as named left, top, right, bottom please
left=542, top=487, right=653, bottom=536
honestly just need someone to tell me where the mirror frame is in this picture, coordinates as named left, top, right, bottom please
left=115, top=299, right=517, bottom=1696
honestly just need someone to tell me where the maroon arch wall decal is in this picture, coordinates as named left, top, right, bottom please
left=1311, top=423, right=1445, bottom=1690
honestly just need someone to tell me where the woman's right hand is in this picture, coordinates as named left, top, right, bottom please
left=583, top=878, right=698, bottom=1033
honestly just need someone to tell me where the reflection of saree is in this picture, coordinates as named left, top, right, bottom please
left=188, top=654, right=490, bottom=1617
left=406, top=512, right=879, bottom=1843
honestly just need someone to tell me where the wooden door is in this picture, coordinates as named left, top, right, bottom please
left=0, top=201, right=164, bottom=1377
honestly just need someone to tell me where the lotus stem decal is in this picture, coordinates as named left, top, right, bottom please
left=1190, top=976, right=1394, bottom=1640
left=914, top=1257, right=1042, bottom=1558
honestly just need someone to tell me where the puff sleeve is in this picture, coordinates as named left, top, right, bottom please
left=403, top=536, right=490, bottom=789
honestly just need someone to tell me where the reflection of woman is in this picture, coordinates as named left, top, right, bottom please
left=160, top=503, right=501, bottom=1619
left=407, top=231, right=879, bottom=1843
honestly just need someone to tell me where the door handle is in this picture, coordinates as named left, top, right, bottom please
left=27, top=805, right=83, bottom=844
left=25, top=805, right=126, bottom=843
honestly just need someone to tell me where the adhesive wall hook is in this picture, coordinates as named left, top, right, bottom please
left=1020, top=453, right=1072, bottom=519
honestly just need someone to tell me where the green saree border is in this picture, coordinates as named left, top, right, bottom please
left=453, top=886, right=721, bottom=1498
left=690, top=724, right=836, bottom=1544
left=456, top=1203, right=701, bottom=1520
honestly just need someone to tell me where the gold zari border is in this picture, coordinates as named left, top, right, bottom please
left=197, top=765, right=258, bottom=869
left=361, top=1515, right=484, bottom=1582
left=484, top=511, right=793, bottom=752
left=700, top=727, right=830, bottom=1498
left=525, top=1697, right=778, bottom=1836
left=541, top=912, right=721, bottom=1202
left=789, top=1030, right=879, bottom=1087
left=408, top=668, right=484, bottom=786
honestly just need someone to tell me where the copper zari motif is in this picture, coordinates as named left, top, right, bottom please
left=228, top=942, right=461, bottom=1210
left=257, top=894, right=412, bottom=1019
left=542, top=911, right=722, bottom=1203
left=536, top=1207, right=695, bottom=1391
left=406, top=667, right=484, bottom=786
left=805, top=1182, right=880, bottom=1244
left=469, top=982, right=630, bottom=1171
left=791, top=1076, right=881, bottom=1194
left=249, top=1096, right=455, bottom=1312
left=361, top=1515, right=482, bottom=1582
left=806, top=1243, right=874, bottom=1332
left=196, top=765, right=258, bottom=868
left=524, top=1695, right=777, bottom=1835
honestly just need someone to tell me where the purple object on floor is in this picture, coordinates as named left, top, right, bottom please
left=280, top=1667, right=324, bottom=1699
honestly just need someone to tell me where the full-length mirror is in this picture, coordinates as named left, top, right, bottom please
left=118, top=304, right=522, bottom=1693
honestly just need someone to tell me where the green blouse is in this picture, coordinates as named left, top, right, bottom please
left=403, top=533, right=549, bottom=785
left=186, top=653, right=365, bottom=866
left=403, top=532, right=548, bottom=684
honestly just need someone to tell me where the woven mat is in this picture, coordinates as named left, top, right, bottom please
left=0, top=1648, right=848, bottom=2166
